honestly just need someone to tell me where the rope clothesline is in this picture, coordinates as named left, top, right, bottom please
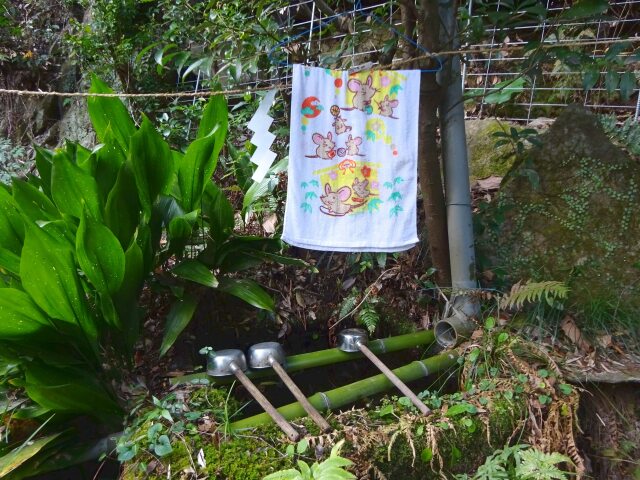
left=0, top=38, right=637, bottom=99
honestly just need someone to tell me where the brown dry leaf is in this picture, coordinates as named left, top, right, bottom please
left=597, top=334, right=612, bottom=349
left=560, top=315, right=592, bottom=352
left=295, top=291, right=306, bottom=308
left=262, top=213, right=278, bottom=234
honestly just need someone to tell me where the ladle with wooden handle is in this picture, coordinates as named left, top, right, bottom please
left=248, top=342, right=332, bottom=432
left=337, top=328, right=431, bottom=415
left=207, top=349, right=300, bottom=440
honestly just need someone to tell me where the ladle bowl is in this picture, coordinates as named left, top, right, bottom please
left=207, top=349, right=247, bottom=376
left=247, top=342, right=286, bottom=369
left=337, top=328, right=369, bottom=352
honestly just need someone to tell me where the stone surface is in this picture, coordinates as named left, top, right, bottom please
left=476, top=105, right=640, bottom=316
left=466, top=119, right=517, bottom=180
left=57, top=97, right=95, bottom=148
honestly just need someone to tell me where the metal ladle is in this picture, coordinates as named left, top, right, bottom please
left=337, top=328, right=431, bottom=415
left=207, top=349, right=300, bottom=441
left=248, top=342, right=332, bottom=433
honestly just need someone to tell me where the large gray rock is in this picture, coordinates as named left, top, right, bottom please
left=476, top=105, right=640, bottom=316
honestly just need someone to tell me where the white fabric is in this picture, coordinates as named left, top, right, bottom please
left=282, top=64, right=421, bottom=252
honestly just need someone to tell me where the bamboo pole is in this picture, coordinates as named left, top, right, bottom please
left=230, top=350, right=459, bottom=430
left=172, top=330, right=437, bottom=385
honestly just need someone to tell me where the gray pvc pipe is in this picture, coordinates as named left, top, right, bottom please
left=436, top=1, right=480, bottom=346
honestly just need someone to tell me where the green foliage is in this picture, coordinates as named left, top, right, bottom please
left=116, top=388, right=239, bottom=465
left=492, top=126, right=542, bottom=157
left=0, top=76, right=301, bottom=475
left=0, top=138, right=29, bottom=185
left=599, top=115, right=640, bottom=157
left=501, top=280, right=569, bottom=310
left=455, top=444, right=571, bottom=480
left=263, top=440, right=355, bottom=480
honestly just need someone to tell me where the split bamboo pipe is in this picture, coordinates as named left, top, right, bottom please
left=172, top=329, right=437, bottom=385
left=229, top=350, right=459, bottom=430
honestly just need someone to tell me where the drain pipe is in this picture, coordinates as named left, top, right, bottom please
left=435, top=1, right=480, bottom=347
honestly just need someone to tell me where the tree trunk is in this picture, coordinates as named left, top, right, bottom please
left=413, top=0, right=451, bottom=286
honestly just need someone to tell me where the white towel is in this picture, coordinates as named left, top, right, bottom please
left=282, top=65, right=421, bottom=252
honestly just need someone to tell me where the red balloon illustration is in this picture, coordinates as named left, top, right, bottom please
left=301, top=96, right=323, bottom=118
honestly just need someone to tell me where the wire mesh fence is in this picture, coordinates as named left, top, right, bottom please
left=181, top=0, right=639, bottom=124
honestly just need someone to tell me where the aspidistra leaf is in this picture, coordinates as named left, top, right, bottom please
left=0, top=288, right=53, bottom=338
left=173, top=260, right=218, bottom=288
left=160, top=293, right=198, bottom=356
left=20, top=223, right=98, bottom=349
left=12, top=179, right=60, bottom=223
left=24, top=362, right=122, bottom=419
left=105, top=163, right=140, bottom=250
left=88, top=75, right=136, bottom=153
left=217, top=278, right=275, bottom=312
left=76, top=208, right=125, bottom=295
left=129, top=115, right=175, bottom=222
left=177, top=133, right=217, bottom=212
left=203, top=182, right=234, bottom=244
left=51, top=151, right=102, bottom=220
left=0, top=186, right=24, bottom=254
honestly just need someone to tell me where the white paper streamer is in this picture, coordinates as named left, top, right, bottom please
left=248, top=89, right=278, bottom=182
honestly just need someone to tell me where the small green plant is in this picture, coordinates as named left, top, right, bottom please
left=455, top=444, right=572, bottom=480
left=492, top=126, right=542, bottom=157
left=263, top=439, right=355, bottom=480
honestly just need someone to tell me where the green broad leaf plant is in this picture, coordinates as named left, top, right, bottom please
left=0, top=76, right=298, bottom=478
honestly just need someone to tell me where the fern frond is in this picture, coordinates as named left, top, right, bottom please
left=515, top=449, right=571, bottom=480
left=501, top=280, right=569, bottom=310
left=338, top=291, right=359, bottom=319
left=357, top=302, right=380, bottom=334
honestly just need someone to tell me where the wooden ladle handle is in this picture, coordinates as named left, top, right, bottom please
left=229, top=362, right=300, bottom=441
left=270, top=358, right=332, bottom=432
left=358, top=344, right=431, bottom=415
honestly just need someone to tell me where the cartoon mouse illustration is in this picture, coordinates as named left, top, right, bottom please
left=345, top=134, right=364, bottom=156
left=320, top=184, right=353, bottom=216
left=345, top=75, right=378, bottom=111
left=320, top=183, right=368, bottom=216
left=352, top=178, right=371, bottom=200
left=306, top=132, right=336, bottom=159
left=332, top=115, right=352, bottom=135
left=377, top=95, right=399, bottom=118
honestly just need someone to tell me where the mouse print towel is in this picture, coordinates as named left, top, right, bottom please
left=282, top=64, right=421, bottom=252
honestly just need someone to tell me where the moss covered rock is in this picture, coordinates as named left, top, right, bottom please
left=476, top=105, right=640, bottom=318
left=466, top=119, right=519, bottom=180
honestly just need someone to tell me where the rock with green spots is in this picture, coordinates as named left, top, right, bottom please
left=477, top=105, right=640, bottom=318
